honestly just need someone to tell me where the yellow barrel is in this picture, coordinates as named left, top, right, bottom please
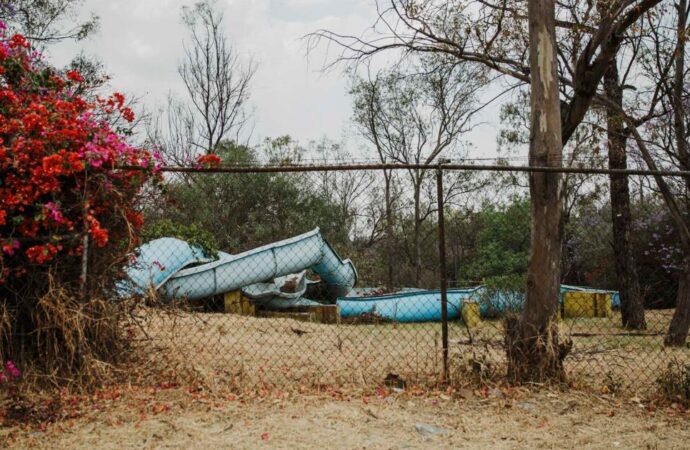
left=563, top=292, right=612, bottom=318
left=461, top=301, right=481, bottom=327
left=594, top=293, right=613, bottom=318
left=224, top=290, right=256, bottom=316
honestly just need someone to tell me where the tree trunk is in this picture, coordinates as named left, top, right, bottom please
left=628, top=122, right=690, bottom=347
left=665, top=267, right=690, bottom=346
left=506, top=0, right=571, bottom=383
left=603, top=62, right=647, bottom=330
left=665, top=0, right=690, bottom=347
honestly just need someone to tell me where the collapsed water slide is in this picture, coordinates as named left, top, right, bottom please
left=338, top=288, right=482, bottom=323
left=336, top=284, right=621, bottom=323
left=120, top=228, right=357, bottom=301
left=120, top=228, right=617, bottom=321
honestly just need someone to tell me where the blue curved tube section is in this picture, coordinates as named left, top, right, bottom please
left=160, top=228, right=357, bottom=300
left=337, top=284, right=621, bottom=322
left=473, top=287, right=525, bottom=317
left=117, top=237, right=214, bottom=297
left=337, top=288, right=481, bottom=323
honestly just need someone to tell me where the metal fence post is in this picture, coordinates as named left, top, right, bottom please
left=80, top=177, right=89, bottom=301
left=436, top=163, right=449, bottom=383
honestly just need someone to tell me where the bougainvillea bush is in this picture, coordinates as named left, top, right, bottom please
left=0, top=22, right=157, bottom=385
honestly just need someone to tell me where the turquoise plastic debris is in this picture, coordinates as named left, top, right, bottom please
left=242, top=271, right=310, bottom=302
left=117, top=237, right=215, bottom=297
left=337, top=288, right=481, bottom=322
left=121, top=228, right=357, bottom=301
left=337, top=284, right=621, bottom=322
left=241, top=271, right=322, bottom=309
left=162, top=228, right=357, bottom=300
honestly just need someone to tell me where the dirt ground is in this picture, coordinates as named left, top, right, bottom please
left=2, top=383, right=689, bottom=449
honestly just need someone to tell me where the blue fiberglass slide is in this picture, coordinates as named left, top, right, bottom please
left=121, top=228, right=357, bottom=301
left=337, top=288, right=482, bottom=322
left=336, top=285, right=620, bottom=323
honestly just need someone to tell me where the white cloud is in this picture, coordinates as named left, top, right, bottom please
left=46, top=0, right=501, bottom=157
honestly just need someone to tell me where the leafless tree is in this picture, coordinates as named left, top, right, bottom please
left=310, top=139, right=377, bottom=241
left=308, top=0, right=661, bottom=145
left=155, top=0, right=256, bottom=161
left=349, top=66, right=401, bottom=289
left=148, top=94, right=197, bottom=164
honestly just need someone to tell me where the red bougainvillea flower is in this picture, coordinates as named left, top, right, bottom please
left=197, top=153, right=222, bottom=168
left=0, top=21, right=157, bottom=283
left=26, top=244, right=60, bottom=264
left=66, top=69, right=84, bottom=83
left=2, top=240, right=20, bottom=256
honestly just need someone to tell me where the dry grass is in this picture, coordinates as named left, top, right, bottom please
left=129, top=306, right=688, bottom=393
left=1, top=283, right=129, bottom=389
left=133, top=308, right=447, bottom=388
left=454, top=309, right=690, bottom=391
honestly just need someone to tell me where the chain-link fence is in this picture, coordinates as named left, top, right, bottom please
left=122, top=164, right=689, bottom=392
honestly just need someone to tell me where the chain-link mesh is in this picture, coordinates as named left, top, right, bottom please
left=123, top=168, right=689, bottom=392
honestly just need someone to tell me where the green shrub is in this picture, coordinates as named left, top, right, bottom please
left=141, top=219, right=219, bottom=258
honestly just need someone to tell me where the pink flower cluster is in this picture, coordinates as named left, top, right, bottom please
left=0, top=360, right=21, bottom=383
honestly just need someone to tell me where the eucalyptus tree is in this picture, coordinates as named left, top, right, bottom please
left=309, top=0, right=663, bottom=380
left=630, top=0, right=690, bottom=345
left=349, top=67, right=400, bottom=288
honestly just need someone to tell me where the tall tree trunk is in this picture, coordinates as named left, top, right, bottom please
left=603, top=62, right=647, bottom=330
left=665, top=0, right=690, bottom=346
left=666, top=267, right=690, bottom=346
left=628, top=121, right=690, bottom=346
left=384, top=170, right=394, bottom=290
left=671, top=0, right=689, bottom=179
left=506, top=0, right=571, bottom=383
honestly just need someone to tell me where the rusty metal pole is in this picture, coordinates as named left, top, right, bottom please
left=121, top=163, right=690, bottom=178
left=436, top=163, right=449, bottom=383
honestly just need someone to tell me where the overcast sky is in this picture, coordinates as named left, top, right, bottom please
left=49, top=0, right=503, bottom=158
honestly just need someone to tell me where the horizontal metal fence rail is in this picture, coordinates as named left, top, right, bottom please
left=120, top=162, right=690, bottom=177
